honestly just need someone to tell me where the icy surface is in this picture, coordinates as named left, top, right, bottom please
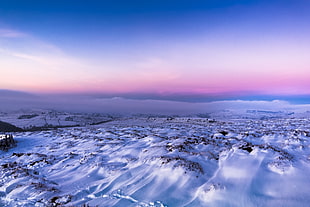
left=1, top=117, right=310, bottom=206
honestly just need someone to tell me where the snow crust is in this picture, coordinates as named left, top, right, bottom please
left=1, top=114, right=310, bottom=206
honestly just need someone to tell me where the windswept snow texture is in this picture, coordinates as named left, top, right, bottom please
left=1, top=117, right=310, bottom=206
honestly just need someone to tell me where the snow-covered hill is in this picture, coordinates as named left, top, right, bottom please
left=0, top=109, right=115, bottom=130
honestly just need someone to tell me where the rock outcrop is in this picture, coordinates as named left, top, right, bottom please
left=0, top=134, right=16, bottom=151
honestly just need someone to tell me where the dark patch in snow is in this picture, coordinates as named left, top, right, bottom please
left=160, top=156, right=204, bottom=174
left=0, top=121, right=23, bottom=132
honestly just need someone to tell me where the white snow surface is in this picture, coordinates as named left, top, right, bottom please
left=1, top=116, right=310, bottom=206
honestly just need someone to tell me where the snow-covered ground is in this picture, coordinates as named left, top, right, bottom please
left=1, top=114, right=310, bottom=206
left=0, top=109, right=114, bottom=130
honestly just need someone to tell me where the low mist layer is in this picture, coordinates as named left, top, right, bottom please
left=1, top=90, right=310, bottom=115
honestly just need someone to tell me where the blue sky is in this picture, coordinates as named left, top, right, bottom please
left=0, top=0, right=310, bottom=102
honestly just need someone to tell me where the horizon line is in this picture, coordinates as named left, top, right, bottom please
left=1, top=88, right=310, bottom=104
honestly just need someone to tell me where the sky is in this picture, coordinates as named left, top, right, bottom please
left=0, top=0, right=310, bottom=102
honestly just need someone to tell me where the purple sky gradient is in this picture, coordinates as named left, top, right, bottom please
left=0, top=0, right=310, bottom=101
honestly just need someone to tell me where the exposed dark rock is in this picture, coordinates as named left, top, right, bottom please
left=239, top=143, right=253, bottom=153
left=219, top=131, right=229, bottom=136
left=18, top=114, right=39, bottom=119
left=0, top=134, right=16, bottom=151
left=160, top=155, right=204, bottom=174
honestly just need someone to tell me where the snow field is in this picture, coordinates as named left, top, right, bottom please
left=1, top=117, right=310, bottom=206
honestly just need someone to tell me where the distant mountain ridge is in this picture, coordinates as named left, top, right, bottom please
left=0, top=89, right=35, bottom=98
